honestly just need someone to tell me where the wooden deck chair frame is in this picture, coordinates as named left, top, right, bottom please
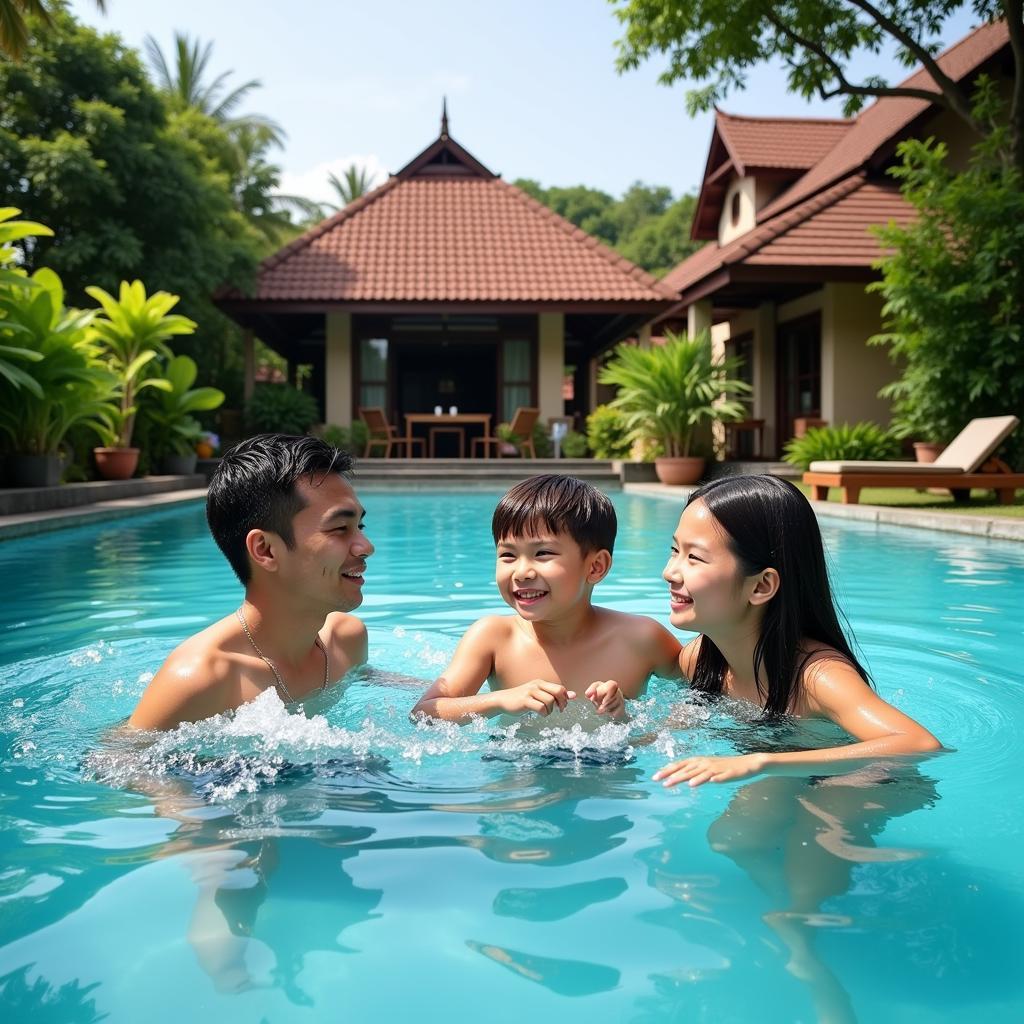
left=802, top=415, right=1023, bottom=505
left=358, top=407, right=425, bottom=459
left=471, top=407, right=540, bottom=459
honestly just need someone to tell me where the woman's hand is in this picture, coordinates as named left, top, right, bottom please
left=653, top=753, right=768, bottom=788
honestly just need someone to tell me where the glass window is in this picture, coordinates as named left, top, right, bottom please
left=502, top=339, right=531, bottom=422
left=359, top=338, right=388, bottom=411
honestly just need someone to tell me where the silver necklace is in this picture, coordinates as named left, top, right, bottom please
left=236, top=606, right=329, bottom=703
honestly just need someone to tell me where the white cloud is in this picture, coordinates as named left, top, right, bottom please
left=278, top=154, right=391, bottom=207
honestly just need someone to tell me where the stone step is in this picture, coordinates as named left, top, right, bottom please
left=0, top=475, right=205, bottom=516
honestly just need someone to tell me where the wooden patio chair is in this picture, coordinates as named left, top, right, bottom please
left=471, top=407, right=540, bottom=459
left=358, top=407, right=424, bottom=458
left=802, top=415, right=1023, bottom=505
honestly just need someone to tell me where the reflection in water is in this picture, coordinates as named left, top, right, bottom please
left=0, top=966, right=104, bottom=1024
left=466, top=939, right=621, bottom=997
left=493, top=877, right=627, bottom=922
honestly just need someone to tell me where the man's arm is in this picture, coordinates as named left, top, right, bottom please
left=325, top=612, right=369, bottom=673
left=411, top=618, right=574, bottom=723
left=128, top=649, right=234, bottom=732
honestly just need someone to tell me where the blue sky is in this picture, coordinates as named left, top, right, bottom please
left=70, top=0, right=981, bottom=203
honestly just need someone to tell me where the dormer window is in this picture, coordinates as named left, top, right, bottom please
left=730, top=191, right=741, bottom=227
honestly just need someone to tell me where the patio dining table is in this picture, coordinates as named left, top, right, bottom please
left=403, top=413, right=493, bottom=458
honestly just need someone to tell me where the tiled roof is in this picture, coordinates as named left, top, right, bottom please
left=662, top=175, right=913, bottom=294
left=664, top=19, right=1010, bottom=299
left=716, top=112, right=851, bottom=172
left=226, top=163, right=676, bottom=305
left=758, top=19, right=1010, bottom=222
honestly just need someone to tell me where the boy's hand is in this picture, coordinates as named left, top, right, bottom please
left=585, top=680, right=626, bottom=719
left=498, top=679, right=576, bottom=716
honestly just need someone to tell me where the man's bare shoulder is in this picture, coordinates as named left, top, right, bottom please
left=323, top=611, right=368, bottom=665
left=128, top=616, right=242, bottom=730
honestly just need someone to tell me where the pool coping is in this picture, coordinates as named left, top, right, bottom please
left=623, top=483, right=1024, bottom=542
left=0, top=488, right=207, bottom=540
left=1, top=480, right=1021, bottom=543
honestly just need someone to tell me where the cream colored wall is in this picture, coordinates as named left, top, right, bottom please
left=537, top=312, right=565, bottom=424
left=821, top=283, right=892, bottom=425
left=719, top=176, right=758, bottom=245
left=687, top=299, right=713, bottom=339
left=325, top=311, right=352, bottom=426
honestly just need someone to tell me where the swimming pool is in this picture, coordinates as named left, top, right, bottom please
left=1, top=491, right=1023, bottom=1023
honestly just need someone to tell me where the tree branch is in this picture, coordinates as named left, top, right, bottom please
left=764, top=11, right=955, bottom=111
left=844, top=0, right=979, bottom=125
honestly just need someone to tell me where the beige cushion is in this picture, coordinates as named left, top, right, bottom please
left=809, top=415, right=1019, bottom=475
left=933, top=415, right=1019, bottom=472
left=808, top=460, right=950, bottom=474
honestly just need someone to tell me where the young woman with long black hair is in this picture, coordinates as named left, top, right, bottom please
left=655, top=475, right=942, bottom=788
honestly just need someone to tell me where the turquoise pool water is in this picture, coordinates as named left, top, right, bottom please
left=1, top=492, right=1023, bottom=1023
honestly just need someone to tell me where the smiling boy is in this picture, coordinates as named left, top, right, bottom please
left=412, top=475, right=681, bottom=723
left=129, top=434, right=373, bottom=731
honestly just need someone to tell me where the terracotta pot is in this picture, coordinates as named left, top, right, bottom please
left=93, top=447, right=140, bottom=480
left=913, top=441, right=945, bottom=464
left=654, top=456, right=706, bottom=486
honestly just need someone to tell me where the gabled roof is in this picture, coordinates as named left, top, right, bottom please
left=662, top=175, right=914, bottom=298
left=666, top=18, right=1012, bottom=302
left=692, top=112, right=852, bottom=238
left=220, top=128, right=676, bottom=309
left=716, top=112, right=852, bottom=174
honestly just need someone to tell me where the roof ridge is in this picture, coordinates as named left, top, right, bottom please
left=497, top=179, right=678, bottom=298
left=259, top=176, right=402, bottom=273
left=716, top=110, right=852, bottom=126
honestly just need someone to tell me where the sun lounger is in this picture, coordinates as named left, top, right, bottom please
left=802, top=415, right=1023, bottom=505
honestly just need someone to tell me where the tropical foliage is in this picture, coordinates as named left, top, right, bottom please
left=326, top=165, right=377, bottom=210
left=599, top=331, right=751, bottom=457
left=782, top=422, right=900, bottom=471
left=86, top=281, right=197, bottom=447
left=0, top=264, right=116, bottom=455
left=245, top=384, right=320, bottom=436
left=514, top=179, right=699, bottom=276
left=611, top=0, right=1023, bottom=170
left=585, top=404, right=634, bottom=459
left=142, top=354, right=225, bottom=458
left=869, top=82, right=1024, bottom=467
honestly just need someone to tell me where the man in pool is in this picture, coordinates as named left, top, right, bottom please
left=412, top=474, right=681, bottom=722
left=128, top=433, right=373, bottom=731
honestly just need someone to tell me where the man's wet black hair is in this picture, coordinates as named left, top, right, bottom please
left=491, top=474, right=616, bottom=555
left=206, top=433, right=354, bottom=585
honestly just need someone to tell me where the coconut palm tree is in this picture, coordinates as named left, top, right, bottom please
left=144, top=32, right=284, bottom=145
left=0, top=0, right=105, bottom=58
left=326, top=165, right=376, bottom=210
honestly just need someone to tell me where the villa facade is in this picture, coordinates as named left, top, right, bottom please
left=655, top=20, right=1012, bottom=456
left=217, top=114, right=675, bottom=442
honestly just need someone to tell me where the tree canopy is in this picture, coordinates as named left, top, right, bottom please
left=513, top=179, right=699, bottom=276
left=611, top=1, right=1024, bottom=168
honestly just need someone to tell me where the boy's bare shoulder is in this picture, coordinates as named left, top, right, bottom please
left=463, top=614, right=516, bottom=645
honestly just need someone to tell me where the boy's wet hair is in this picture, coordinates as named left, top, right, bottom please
left=206, top=433, right=354, bottom=585
left=492, top=474, right=616, bottom=554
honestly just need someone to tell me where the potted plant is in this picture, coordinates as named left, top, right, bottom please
left=143, top=355, right=225, bottom=474
left=599, top=330, right=751, bottom=485
left=86, top=280, right=196, bottom=479
left=0, top=267, right=118, bottom=486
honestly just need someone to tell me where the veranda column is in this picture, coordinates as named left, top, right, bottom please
left=687, top=300, right=712, bottom=340
left=538, top=312, right=565, bottom=425
left=325, top=312, right=352, bottom=426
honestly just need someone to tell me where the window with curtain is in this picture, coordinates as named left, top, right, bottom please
left=502, top=338, right=531, bottom=422
left=359, top=338, right=389, bottom=410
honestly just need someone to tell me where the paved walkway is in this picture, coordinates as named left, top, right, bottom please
left=624, top=483, right=1024, bottom=542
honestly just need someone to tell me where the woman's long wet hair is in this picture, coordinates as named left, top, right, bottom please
left=686, top=475, right=871, bottom=716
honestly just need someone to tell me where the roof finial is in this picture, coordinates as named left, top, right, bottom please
left=440, top=96, right=449, bottom=139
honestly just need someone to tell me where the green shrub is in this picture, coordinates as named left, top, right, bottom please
left=320, top=421, right=369, bottom=455
left=349, top=419, right=369, bottom=454
left=532, top=421, right=553, bottom=458
left=561, top=429, right=589, bottom=458
left=782, top=422, right=900, bottom=471
left=586, top=404, right=633, bottom=459
left=320, top=424, right=349, bottom=449
left=244, top=385, right=319, bottom=435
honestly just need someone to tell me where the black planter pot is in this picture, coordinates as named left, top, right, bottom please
left=7, top=453, right=65, bottom=488
left=162, top=452, right=198, bottom=475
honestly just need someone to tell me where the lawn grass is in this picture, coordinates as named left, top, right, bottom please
left=793, top=482, right=1024, bottom=518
